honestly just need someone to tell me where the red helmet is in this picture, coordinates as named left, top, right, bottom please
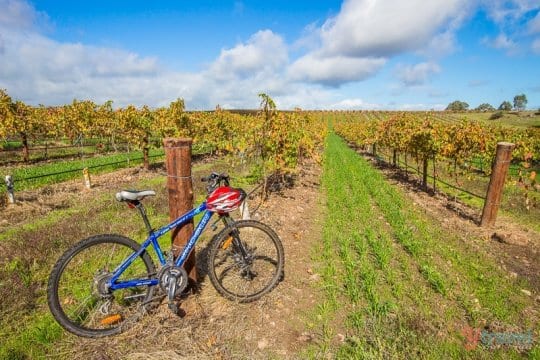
left=206, top=186, right=246, bottom=213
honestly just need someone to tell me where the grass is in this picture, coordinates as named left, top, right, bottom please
left=431, top=110, right=540, bottom=129
left=308, top=132, right=538, bottom=359
left=461, top=111, right=540, bottom=129
left=0, top=139, right=135, bottom=166
left=0, top=143, right=213, bottom=192
left=0, top=158, right=237, bottom=359
left=0, top=149, right=165, bottom=191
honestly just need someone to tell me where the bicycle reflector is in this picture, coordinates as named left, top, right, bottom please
left=100, top=314, right=122, bottom=326
left=222, top=236, right=233, bottom=249
left=206, top=186, right=246, bottom=213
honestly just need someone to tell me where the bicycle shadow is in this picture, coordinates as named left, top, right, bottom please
left=194, top=234, right=217, bottom=285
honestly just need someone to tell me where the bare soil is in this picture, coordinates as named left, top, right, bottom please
left=21, top=161, right=324, bottom=359
left=2, top=149, right=538, bottom=359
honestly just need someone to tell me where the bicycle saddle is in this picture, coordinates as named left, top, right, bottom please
left=115, top=190, right=156, bottom=202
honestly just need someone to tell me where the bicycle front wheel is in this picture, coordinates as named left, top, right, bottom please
left=47, top=234, right=156, bottom=338
left=207, top=220, right=284, bottom=303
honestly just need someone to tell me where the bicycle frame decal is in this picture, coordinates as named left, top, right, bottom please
left=109, top=202, right=211, bottom=291
left=175, top=210, right=213, bottom=267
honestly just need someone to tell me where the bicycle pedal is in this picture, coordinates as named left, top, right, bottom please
left=168, top=302, right=179, bottom=315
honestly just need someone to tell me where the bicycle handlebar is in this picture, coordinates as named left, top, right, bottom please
left=201, top=172, right=230, bottom=192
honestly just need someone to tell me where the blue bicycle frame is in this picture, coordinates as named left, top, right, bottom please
left=107, top=202, right=214, bottom=291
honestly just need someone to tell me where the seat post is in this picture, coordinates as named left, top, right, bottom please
left=135, top=202, right=153, bottom=234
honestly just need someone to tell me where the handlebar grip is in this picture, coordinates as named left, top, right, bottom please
left=202, top=172, right=229, bottom=183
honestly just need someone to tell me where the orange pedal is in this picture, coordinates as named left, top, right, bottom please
left=100, top=314, right=122, bottom=326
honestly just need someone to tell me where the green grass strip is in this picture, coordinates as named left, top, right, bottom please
left=310, top=132, right=537, bottom=359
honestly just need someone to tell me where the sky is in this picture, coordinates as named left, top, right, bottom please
left=0, top=0, right=539, bottom=110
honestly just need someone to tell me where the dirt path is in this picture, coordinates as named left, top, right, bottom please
left=4, top=146, right=538, bottom=358
left=48, top=161, right=325, bottom=359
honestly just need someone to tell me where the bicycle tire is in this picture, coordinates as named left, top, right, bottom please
left=47, top=234, right=156, bottom=338
left=207, top=220, right=284, bottom=303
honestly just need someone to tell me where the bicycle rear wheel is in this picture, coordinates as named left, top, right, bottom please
left=207, top=220, right=284, bottom=302
left=47, top=234, right=155, bottom=337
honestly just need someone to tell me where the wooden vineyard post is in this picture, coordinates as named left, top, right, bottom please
left=480, top=142, right=515, bottom=227
left=163, top=138, right=196, bottom=282
left=82, top=168, right=92, bottom=189
left=5, top=175, right=15, bottom=204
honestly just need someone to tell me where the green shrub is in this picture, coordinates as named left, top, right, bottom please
left=489, top=111, right=504, bottom=120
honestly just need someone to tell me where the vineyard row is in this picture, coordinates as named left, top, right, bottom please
left=0, top=91, right=327, bottom=177
left=333, top=111, right=539, bottom=171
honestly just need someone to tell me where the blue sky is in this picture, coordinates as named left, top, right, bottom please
left=0, top=0, right=539, bottom=110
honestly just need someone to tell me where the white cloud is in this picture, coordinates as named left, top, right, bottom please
left=288, top=54, right=386, bottom=86
left=527, top=13, right=540, bottom=34
left=0, top=0, right=42, bottom=30
left=293, top=22, right=322, bottom=51
left=318, top=0, right=468, bottom=57
left=468, top=79, right=490, bottom=87
left=289, top=0, right=468, bottom=86
left=482, top=0, right=539, bottom=24
left=481, top=33, right=518, bottom=54
left=0, top=29, right=166, bottom=105
left=492, top=33, right=516, bottom=49
left=399, top=103, right=446, bottom=110
left=480, top=2, right=539, bottom=55
left=208, top=30, right=287, bottom=81
left=328, top=98, right=381, bottom=110
left=420, top=31, right=458, bottom=58
left=396, top=62, right=441, bottom=86
left=2, top=0, right=536, bottom=110
left=532, top=38, right=540, bottom=54
left=0, top=7, right=294, bottom=108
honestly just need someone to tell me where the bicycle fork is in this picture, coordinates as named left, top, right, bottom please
left=221, top=216, right=256, bottom=279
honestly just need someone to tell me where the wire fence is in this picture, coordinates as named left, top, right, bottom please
left=0, top=151, right=167, bottom=192
left=0, top=138, right=217, bottom=192
left=0, top=138, right=138, bottom=166
left=367, top=144, right=539, bottom=229
left=372, top=147, right=485, bottom=198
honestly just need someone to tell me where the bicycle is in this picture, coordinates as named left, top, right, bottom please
left=47, top=172, right=284, bottom=338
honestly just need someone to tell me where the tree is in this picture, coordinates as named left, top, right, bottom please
left=445, top=100, right=469, bottom=111
left=498, top=101, right=512, bottom=111
left=475, top=103, right=495, bottom=112
left=513, top=94, right=527, bottom=111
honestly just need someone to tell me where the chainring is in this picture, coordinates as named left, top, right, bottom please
left=157, top=265, right=189, bottom=297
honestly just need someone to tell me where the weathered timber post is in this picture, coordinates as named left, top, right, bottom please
left=480, top=142, right=515, bottom=227
left=5, top=175, right=15, bottom=204
left=163, top=138, right=196, bottom=282
left=82, top=168, right=92, bottom=189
